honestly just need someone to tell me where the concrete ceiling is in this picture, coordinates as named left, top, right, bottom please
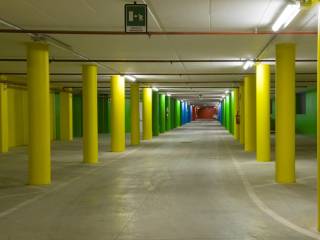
left=0, top=0, right=318, bottom=105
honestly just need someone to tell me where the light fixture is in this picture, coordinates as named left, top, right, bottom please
left=243, top=60, right=254, bottom=70
left=152, top=87, right=159, bottom=92
left=124, top=75, right=136, bottom=82
left=167, top=93, right=171, bottom=96
left=272, top=2, right=301, bottom=32
left=225, top=90, right=230, bottom=94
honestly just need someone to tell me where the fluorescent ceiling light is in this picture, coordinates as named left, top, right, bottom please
left=243, top=60, right=254, bottom=70
left=152, top=87, right=159, bottom=92
left=225, top=90, right=230, bottom=94
left=272, top=2, right=301, bottom=32
left=167, top=93, right=171, bottom=96
left=124, top=75, right=136, bottom=82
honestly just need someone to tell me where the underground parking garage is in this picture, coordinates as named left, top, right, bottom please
left=1, top=0, right=320, bottom=239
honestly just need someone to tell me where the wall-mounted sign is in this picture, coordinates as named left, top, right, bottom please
left=125, top=3, right=147, bottom=33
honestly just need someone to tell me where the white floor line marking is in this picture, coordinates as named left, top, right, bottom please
left=0, top=146, right=141, bottom=219
left=231, top=153, right=320, bottom=239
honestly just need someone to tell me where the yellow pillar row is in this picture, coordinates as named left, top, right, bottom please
left=82, top=65, right=98, bottom=164
left=239, top=83, right=245, bottom=145
left=256, top=64, right=270, bottom=162
left=131, top=83, right=140, bottom=145
left=0, top=78, right=8, bottom=153
left=244, top=75, right=256, bottom=152
left=111, top=75, right=125, bottom=152
left=233, top=88, right=239, bottom=140
left=275, top=43, right=296, bottom=184
left=60, top=88, right=73, bottom=141
left=143, top=88, right=152, bottom=140
left=27, top=42, right=51, bottom=185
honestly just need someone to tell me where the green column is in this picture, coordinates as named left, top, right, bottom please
left=55, top=93, right=61, bottom=139
left=72, top=94, right=83, bottom=138
left=175, top=99, right=181, bottom=127
left=152, top=91, right=159, bottom=136
left=166, top=96, right=171, bottom=131
left=230, top=91, right=235, bottom=134
left=125, top=98, right=131, bottom=133
left=225, top=95, right=230, bottom=130
left=221, top=100, right=225, bottom=126
left=171, top=98, right=176, bottom=128
left=159, top=94, right=166, bottom=133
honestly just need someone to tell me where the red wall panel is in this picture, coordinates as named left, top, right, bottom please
left=197, top=107, right=217, bottom=119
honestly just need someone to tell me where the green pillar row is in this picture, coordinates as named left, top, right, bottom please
left=152, top=91, right=160, bottom=136
left=159, top=94, right=166, bottom=133
left=175, top=99, right=181, bottom=127
left=166, top=96, right=171, bottom=131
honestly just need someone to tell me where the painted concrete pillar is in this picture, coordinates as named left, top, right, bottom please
left=82, top=65, right=98, bottom=164
left=275, top=43, right=296, bottom=183
left=256, top=64, right=271, bottom=162
left=233, top=89, right=240, bottom=140
left=239, top=83, right=245, bottom=145
left=143, top=88, right=152, bottom=140
left=159, top=94, right=166, bottom=133
left=152, top=91, right=159, bottom=136
left=317, top=12, right=320, bottom=231
left=180, top=101, right=184, bottom=125
left=175, top=99, right=181, bottom=127
left=111, top=75, right=125, bottom=152
left=171, top=98, right=176, bottom=128
left=244, top=75, right=256, bottom=152
left=165, top=96, right=171, bottom=131
left=27, top=42, right=51, bottom=185
left=0, top=78, right=8, bottom=153
left=60, top=88, right=73, bottom=141
left=230, top=91, right=235, bottom=134
left=130, top=83, right=140, bottom=145
left=223, top=99, right=226, bottom=127
left=225, top=95, right=230, bottom=131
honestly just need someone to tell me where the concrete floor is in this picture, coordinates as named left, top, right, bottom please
left=0, top=120, right=318, bottom=239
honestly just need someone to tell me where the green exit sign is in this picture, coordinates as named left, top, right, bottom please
left=125, top=3, right=148, bottom=33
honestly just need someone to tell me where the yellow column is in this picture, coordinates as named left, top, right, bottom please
left=82, top=65, right=98, bottom=164
left=60, top=88, right=73, bottom=141
left=143, top=88, right=152, bottom=140
left=275, top=43, right=296, bottom=184
left=317, top=8, right=320, bottom=231
left=111, top=75, right=125, bottom=152
left=239, top=83, right=245, bottom=145
left=244, top=75, right=256, bottom=152
left=27, top=42, right=51, bottom=185
left=256, top=64, right=270, bottom=162
left=233, top=88, right=239, bottom=140
left=0, top=77, right=8, bottom=153
left=131, top=83, right=140, bottom=145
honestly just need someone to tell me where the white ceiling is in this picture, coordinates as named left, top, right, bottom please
left=0, top=0, right=318, bottom=104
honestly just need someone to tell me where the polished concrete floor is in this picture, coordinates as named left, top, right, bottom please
left=0, top=120, right=318, bottom=239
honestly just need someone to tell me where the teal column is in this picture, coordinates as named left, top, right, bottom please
left=166, top=96, right=171, bottom=131
left=152, top=91, right=159, bottom=136
left=159, top=94, right=166, bottom=133
left=175, top=99, right=181, bottom=127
